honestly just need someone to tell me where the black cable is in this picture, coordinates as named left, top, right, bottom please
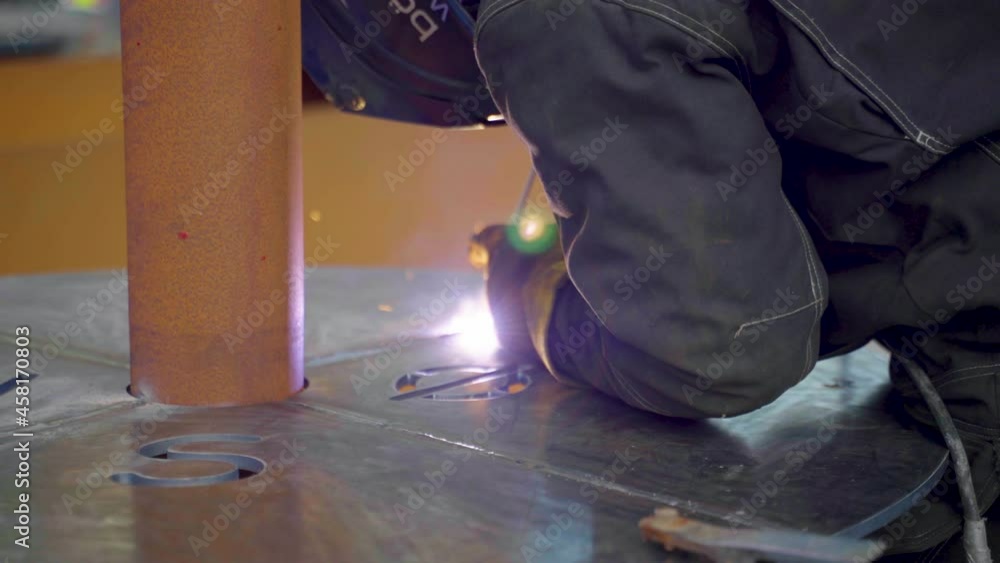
left=895, top=354, right=992, bottom=562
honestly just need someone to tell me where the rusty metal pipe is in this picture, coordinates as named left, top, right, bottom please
left=121, top=0, right=304, bottom=405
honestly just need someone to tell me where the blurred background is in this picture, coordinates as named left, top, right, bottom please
left=0, top=0, right=529, bottom=276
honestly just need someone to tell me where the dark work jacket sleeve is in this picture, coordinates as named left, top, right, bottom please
left=474, top=0, right=828, bottom=418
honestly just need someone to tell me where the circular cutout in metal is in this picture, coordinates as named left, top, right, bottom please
left=392, top=364, right=533, bottom=402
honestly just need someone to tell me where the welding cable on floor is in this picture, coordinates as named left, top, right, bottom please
left=895, top=355, right=993, bottom=563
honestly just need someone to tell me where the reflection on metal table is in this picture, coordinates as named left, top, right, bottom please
left=0, top=268, right=946, bottom=562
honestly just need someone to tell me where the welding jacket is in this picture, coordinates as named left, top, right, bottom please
left=474, top=0, right=1000, bottom=553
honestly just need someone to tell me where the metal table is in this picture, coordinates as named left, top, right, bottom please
left=0, top=268, right=946, bottom=562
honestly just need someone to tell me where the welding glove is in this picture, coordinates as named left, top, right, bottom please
left=469, top=224, right=568, bottom=367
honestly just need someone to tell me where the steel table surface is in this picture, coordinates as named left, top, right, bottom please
left=0, top=268, right=946, bottom=562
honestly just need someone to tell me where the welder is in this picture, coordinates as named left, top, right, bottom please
left=304, top=0, right=999, bottom=559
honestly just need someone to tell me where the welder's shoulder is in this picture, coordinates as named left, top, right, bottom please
left=475, top=0, right=759, bottom=54
left=767, top=0, right=1000, bottom=151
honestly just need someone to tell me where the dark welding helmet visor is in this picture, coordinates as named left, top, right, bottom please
left=302, top=0, right=503, bottom=128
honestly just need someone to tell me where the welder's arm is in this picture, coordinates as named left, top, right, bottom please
left=475, top=0, right=828, bottom=418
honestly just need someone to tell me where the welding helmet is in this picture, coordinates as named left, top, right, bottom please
left=302, top=0, right=503, bottom=128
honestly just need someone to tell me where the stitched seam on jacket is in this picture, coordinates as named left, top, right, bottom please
left=918, top=363, right=1000, bottom=397
left=624, top=0, right=751, bottom=90
left=938, top=362, right=1000, bottom=378
left=771, top=0, right=953, bottom=154
left=781, top=194, right=823, bottom=381
left=594, top=315, right=668, bottom=414
left=734, top=297, right=823, bottom=337
left=602, top=337, right=674, bottom=415
left=606, top=0, right=752, bottom=92
left=975, top=138, right=1000, bottom=165
left=898, top=471, right=998, bottom=544
left=936, top=371, right=1000, bottom=392
left=474, top=0, right=532, bottom=45
left=907, top=407, right=1000, bottom=438
left=782, top=0, right=952, bottom=152
left=920, top=541, right=947, bottom=563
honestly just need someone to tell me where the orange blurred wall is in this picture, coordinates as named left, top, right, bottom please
left=0, top=56, right=530, bottom=275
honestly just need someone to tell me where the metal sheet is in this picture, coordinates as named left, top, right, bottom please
left=0, top=344, right=133, bottom=434
left=0, top=268, right=948, bottom=562
left=0, top=400, right=669, bottom=563
left=0, top=269, right=483, bottom=365
left=297, top=337, right=948, bottom=537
